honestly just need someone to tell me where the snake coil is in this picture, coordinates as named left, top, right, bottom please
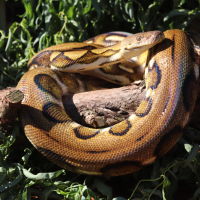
left=17, top=29, right=198, bottom=176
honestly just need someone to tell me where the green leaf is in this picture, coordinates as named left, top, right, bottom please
left=0, top=165, right=23, bottom=193
left=22, top=168, right=65, bottom=180
left=21, top=148, right=32, bottom=165
left=113, top=197, right=127, bottom=200
left=184, top=143, right=193, bottom=152
left=0, top=30, right=6, bottom=49
left=164, top=9, right=189, bottom=21
left=93, top=178, right=112, bottom=199
left=83, top=0, right=92, bottom=14
left=67, top=6, right=75, bottom=19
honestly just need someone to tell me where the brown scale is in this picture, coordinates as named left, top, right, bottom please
left=75, top=50, right=102, bottom=64
left=50, top=52, right=73, bottom=68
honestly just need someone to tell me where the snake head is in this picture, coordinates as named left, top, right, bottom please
left=121, top=31, right=164, bottom=59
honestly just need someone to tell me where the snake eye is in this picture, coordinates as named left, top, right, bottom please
left=136, top=36, right=142, bottom=41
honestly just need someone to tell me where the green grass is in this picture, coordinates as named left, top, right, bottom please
left=1, top=0, right=200, bottom=199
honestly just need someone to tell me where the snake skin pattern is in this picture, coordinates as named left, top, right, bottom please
left=16, top=29, right=199, bottom=176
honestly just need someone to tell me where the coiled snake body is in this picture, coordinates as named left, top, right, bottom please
left=17, top=29, right=199, bottom=176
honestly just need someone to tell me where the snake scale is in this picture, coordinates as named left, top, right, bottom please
left=16, top=29, right=199, bottom=176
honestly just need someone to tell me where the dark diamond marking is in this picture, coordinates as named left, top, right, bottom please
left=34, top=74, right=61, bottom=99
left=135, top=97, right=153, bottom=117
left=74, top=128, right=100, bottom=140
left=149, top=61, right=162, bottom=90
left=109, top=120, right=131, bottom=136
left=43, top=102, right=69, bottom=123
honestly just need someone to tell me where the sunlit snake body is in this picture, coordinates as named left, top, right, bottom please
left=17, top=29, right=199, bottom=176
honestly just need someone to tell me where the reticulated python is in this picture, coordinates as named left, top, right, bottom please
left=16, top=29, right=199, bottom=176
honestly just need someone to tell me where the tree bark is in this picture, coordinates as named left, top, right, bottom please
left=1, top=80, right=200, bottom=130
